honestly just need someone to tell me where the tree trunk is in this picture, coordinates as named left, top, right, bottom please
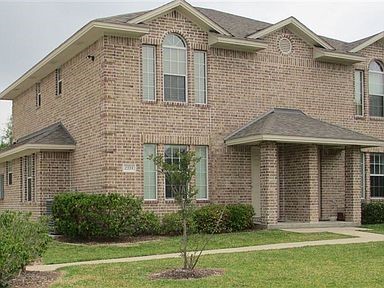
left=182, top=214, right=188, bottom=269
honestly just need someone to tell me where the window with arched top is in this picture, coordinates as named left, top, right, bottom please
left=163, top=34, right=187, bottom=102
left=369, top=60, right=384, bottom=116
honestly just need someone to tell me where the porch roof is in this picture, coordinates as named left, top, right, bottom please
left=225, top=108, right=384, bottom=147
left=0, top=123, right=75, bottom=163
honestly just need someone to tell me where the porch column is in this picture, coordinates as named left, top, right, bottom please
left=260, top=141, right=279, bottom=225
left=307, top=145, right=320, bottom=222
left=345, top=146, right=361, bottom=224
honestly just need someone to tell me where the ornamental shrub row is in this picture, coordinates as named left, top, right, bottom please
left=362, top=202, right=384, bottom=224
left=0, top=211, right=51, bottom=288
left=52, top=192, right=255, bottom=239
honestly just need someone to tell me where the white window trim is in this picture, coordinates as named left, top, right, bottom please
left=194, top=50, right=208, bottom=105
left=142, top=45, right=157, bottom=102
left=56, top=68, right=63, bottom=96
left=355, top=70, right=364, bottom=116
left=36, top=83, right=42, bottom=108
left=196, top=146, right=209, bottom=201
left=369, top=63, right=384, bottom=116
left=6, top=160, right=13, bottom=186
left=361, top=153, right=365, bottom=199
left=143, top=144, right=158, bottom=201
left=369, top=153, right=384, bottom=198
left=162, top=34, right=188, bottom=104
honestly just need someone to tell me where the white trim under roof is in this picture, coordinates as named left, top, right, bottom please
left=128, top=0, right=230, bottom=36
left=0, top=22, right=149, bottom=100
left=225, top=134, right=384, bottom=147
left=313, top=48, right=365, bottom=65
left=208, top=34, right=268, bottom=52
left=0, top=144, right=76, bottom=163
left=349, top=32, right=384, bottom=53
left=248, top=17, right=334, bottom=50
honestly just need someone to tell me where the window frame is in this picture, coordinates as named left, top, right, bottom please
left=142, top=45, right=156, bottom=102
left=194, top=50, right=207, bottom=105
left=22, top=154, right=35, bottom=202
left=6, top=160, right=13, bottom=186
left=162, top=34, right=188, bottom=103
left=55, top=68, right=62, bottom=96
left=370, top=153, right=384, bottom=199
left=0, top=174, right=4, bottom=200
left=361, top=153, right=366, bottom=199
left=369, top=60, right=384, bottom=117
left=164, top=144, right=188, bottom=200
left=195, top=146, right=209, bottom=200
left=143, top=144, right=158, bottom=201
left=354, top=69, right=364, bottom=116
left=36, top=83, right=42, bottom=108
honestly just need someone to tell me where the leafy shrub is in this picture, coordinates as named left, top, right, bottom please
left=0, top=211, right=51, bottom=288
left=161, top=212, right=196, bottom=236
left=135, top=211, right=161, bottom=236
left=52, top=192, right=142, bottom=240
left=362, top=202, right=384, bottom=224
left=194, top=204, right=255, bottom=234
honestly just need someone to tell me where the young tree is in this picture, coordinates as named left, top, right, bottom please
left=151, top=150, right=199, bottom=270
left=0, top=116, right=13, bottom=150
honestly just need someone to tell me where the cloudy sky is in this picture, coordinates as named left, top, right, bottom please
left=0, top=0, right=383, bottom=132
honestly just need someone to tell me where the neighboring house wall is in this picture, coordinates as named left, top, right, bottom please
left=12, top=40, right=105, bottom=193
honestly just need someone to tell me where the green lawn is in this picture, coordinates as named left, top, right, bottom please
left=362, top=224, right=384, bottom=234
left=43, top=230, right=350, bottom=264
left=51, top=242, right=384, bottom=288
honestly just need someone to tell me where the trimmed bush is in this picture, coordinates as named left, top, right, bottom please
left=194, top=204, right=255, bottom=234
left=362, top=202, right=384, bottom=224
left=135, top=211, right=161, bottom=236
left=52, top=192, right=142, bottom=240
left=161, top=212, right=196, bottom=236
left=0, top=211, right=51, bottom=288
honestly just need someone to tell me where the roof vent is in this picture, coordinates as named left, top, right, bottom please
left=278, top=37, right=292, bottom=55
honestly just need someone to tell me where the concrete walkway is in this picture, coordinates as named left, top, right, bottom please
left=27, top=227, right=384, bottom=272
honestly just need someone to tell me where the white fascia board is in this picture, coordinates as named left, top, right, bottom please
left=313, top=48, right=365, bottom=65
left=248, top=17, right=333, bottom=50
left=0, top=22, right=149, bottom=100
left=225, top=134, right=384, bottom=147
left=0, top=144, right=76, bottom=163
left=128, top=0, right=230, bottom=36
left=349, top=32, right=384, bottom=53
left=208, top=34, right=267, bottom=52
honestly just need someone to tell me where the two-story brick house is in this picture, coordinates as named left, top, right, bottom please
left=1, top=0, right=384, bottom=227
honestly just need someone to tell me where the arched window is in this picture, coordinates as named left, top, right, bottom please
left=369, top=60, right=384, bottom=116
left=163, top=34, right=187, bottom=102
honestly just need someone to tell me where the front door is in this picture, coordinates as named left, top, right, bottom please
left=251, top=146, right=261, bottom=217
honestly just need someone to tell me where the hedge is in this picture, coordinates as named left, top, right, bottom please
left=52, top=192, right=142, bottom=240
left=0, top=211, right=51, bottom=288
left=362, top=202, right=384, bottom=224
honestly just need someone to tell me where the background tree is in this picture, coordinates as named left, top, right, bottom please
left=0, top=116, right=13, bottom=150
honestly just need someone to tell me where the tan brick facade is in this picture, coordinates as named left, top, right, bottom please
left=1, top=7, right=384, bottom=225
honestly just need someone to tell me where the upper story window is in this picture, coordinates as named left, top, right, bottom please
left=194, top=51, right=207, bottom=104
left=55, top=68, right=62, bottom=96
left=142, top=45, right=156, bottom=101
left=163, top=34, right=187, bottom=102
left=36, top=83, right=41, bottom=108
left=369, top=60, right=384, bottom=117
left=354, top=70, right=364, bottom=116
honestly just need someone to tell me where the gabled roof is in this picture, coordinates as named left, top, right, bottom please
left=247, top=17, right=334, bottom=50
left=127, top=0, right=230, bottom=36
left=0, top=123, right=76, bottom=163
left=348, top=32, right=384, bottom=53
left=225, top=108, right=384, bottom=147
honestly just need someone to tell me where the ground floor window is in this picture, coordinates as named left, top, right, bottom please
left=143, top=144, right=157, bottom=200
left=0, top=174, right=4, bottom=199
left=361, top=153, right=366, bottom=199
left=370, top=153, right=384, bottom=198
left=164, top=145, right=187, bottom=199
left=6, top=160, right=13, bottom=186
left=195, top=146, right=208, bottom=199
left=22, top=154, right=36, bottom=202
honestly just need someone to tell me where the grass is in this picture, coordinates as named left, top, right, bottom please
left=43, top=230, right=350, bottom=264
left=362, top=224, right=384, bottom=234
left=51, top=242, right=384, bottom=288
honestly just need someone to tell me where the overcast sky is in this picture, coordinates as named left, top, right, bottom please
left=0, top=0, right=383, bottom=132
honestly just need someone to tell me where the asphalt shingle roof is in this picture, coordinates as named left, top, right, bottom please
left=226, top=108, right=382, bottom=142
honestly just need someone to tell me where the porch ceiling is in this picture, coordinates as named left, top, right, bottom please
left=0, top=123, right=75, bottom=163
left=225, top=108, right=384, bottom=147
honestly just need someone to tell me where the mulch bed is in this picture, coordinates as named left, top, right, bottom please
left=150, top=268, right=224, bottom=280
left=53, top=234, right=163, bottom=246
left=9, top=271, right=60, bottom=288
